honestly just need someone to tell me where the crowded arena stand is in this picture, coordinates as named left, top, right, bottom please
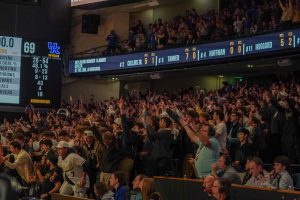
left=1, top=0, right=300, bottom=200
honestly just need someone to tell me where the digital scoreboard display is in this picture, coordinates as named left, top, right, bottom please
left=69, top=28, right=300, bottom=75
left=0, top=36, right=62, bottom=107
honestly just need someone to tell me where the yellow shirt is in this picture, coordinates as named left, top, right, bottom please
left=4, top=149, right=34, bottom=183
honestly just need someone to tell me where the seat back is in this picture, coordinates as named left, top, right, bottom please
left=292, top=173, right=300, bottom=190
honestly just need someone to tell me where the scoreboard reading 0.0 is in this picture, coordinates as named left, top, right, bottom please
left=0, top=36, right=62, bottom=107
left=69, top=28, right=300, bottom=75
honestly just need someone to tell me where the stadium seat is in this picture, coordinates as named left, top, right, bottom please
left=292, top=173, right=300, bottom=190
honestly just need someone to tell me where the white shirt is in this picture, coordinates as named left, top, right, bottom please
left=215, top=121, right=227, bottom=151
left=58, top=153, right=89, bottom=187
left=67, top=139, right=75, bottom=148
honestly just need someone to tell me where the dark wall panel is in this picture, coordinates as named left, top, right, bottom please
left=0, top=2, right=17, bottom=36
left=0, top=0, right=71, bottom=43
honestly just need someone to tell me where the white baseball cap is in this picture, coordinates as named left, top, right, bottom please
left=114, top=117, right=122, bottom=126
left=56, top=141, right=69, bottom=148
left=84, top=130, right=94, bottom=137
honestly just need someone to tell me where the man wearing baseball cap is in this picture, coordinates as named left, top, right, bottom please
left=56, top=141, right=90, bottom=196
left=82, top=129, right=103, bottom=197
left=38, top=154, right=63, bottom=199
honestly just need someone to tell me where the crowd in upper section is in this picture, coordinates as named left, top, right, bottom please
left=104, top=0, right=300, bottom=55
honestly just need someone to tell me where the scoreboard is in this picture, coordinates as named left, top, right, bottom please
left=0, top=36, right=62, bottom=107
left=69, top=28, right=300, bottom=75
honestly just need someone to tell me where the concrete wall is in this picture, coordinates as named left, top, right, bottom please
left=61, top=77, right=120, bottom=103
left=152, top=75, right=234, bottom=92
left=130, top=9, right=154, bottom=28
left=123, top=75, right=234, bottom=94
left=131, top=0, right=219, bottom=26
left=153, top=0, right=218, bottom=22
left=70, top=9, right=129, bottom=54
left=61, top=74, right=236, bottom=102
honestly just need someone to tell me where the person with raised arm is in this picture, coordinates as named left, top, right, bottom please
left=0, top=141, right=33, bottom=185
left=179, top=116, right=220, bottom=178
left=278, top=0, right=294, bottom=29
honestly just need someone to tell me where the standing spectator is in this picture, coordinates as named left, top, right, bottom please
left=181, top=120, right=220, bottom=178
left=106, top=30, right=118, bottom=55
left=292, top=3, right=300, bottom=25
left=38, top=155, right=63, bottom=200
left=167, top=27, right=178, bottom=47
left=250, top=21, right=258, bottom=34
left=278, top=0, right=294, bottom=29
left=227, top=112, right=242, bottom=160
left=212, top=111, right=227, bottom=154
left=179, top=110, right=198, bottom=179
left=271, top=1, right=283, bottom=22
left=134, top=29, right=146, bottom=52
left=73, top=126, right=85, bottom=146
left=57, top=141, right=90, bottom=196
left=99, top=131, right=122, bottom=186
left=233, top=16, right=243, bottom=36
left=128, top=27, right=136, bottom=51
left=82, top=129, right=103, bottom=197
left=185, top=32, right=196, bottom=46
left=148, top=26, right=157, bottom=50
left=275, top=98, right=299, bottom=163
left=264, top=92, right=284, bottom=160
left=118, top=100, right=142, bottom=185
left=251, top=117, right=268, bottom=160
left=13, top=132, right=30, bottom=152
left=0, top=141, right=34, bottom=185
left=156, top=28, right=167, bottom=49
left=146, top=116, right=174, bottom=176
left=135, top=20, right=145, bottom=34
left=233, top=129, right=253, bottom=172
left=58, top=130, right=74, bottom=148
left=212, top=21, right=225, bottom=40
left=242, top=16, right=251, bottom=35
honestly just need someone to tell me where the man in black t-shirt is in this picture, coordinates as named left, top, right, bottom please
left=39, top=154, right=63, bottom=200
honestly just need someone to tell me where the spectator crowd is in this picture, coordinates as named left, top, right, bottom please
left=0, top=78, right=300, bottom=199
left=104, top=0, right=300, bottom=55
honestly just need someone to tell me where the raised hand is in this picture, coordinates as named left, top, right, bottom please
left=179, top=117, right=188, bottom=128
left=118, top=98, right=124, bottom=110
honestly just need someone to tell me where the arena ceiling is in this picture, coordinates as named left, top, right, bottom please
left=71, top=0, right=184, bottom=10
